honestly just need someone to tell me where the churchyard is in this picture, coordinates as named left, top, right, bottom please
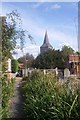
left=21, top=69, right=80, bottom=119
left=1, top=6, right=80, bottom=119
left=1, top=58, right=80, bottom=119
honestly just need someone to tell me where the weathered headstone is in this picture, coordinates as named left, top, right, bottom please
left=7, top=58, right=11, bottom=80
left=55, top=67, right=58, bottom=76
left=7, top=58, right=11, bottom=72
left=43, top=69, right=46, bottom=75
left=64, top=68, right=70, bottom=78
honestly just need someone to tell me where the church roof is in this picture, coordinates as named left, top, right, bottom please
left=41, top=31, right=53, bottom=48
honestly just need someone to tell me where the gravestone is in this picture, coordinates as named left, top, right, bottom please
left=7, top=58, right=11, bottom=80
left=55, top=67, right=58, bottom=76
left=64, top=68, right=70, bottom=78
left=43, top=69, right=46, bottom=75
left=7, top=58, right=11, bottom=72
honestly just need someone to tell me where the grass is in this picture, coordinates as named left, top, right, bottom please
left=22, top=70, right=80, bottom=120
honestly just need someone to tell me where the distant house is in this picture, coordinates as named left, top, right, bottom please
left=16, top=63, right=24, bottom=77
left=18, top=63, right=24, bottom=69
left=40, top=31, right=53, bottom=54
left=67, top=54, right=80, bottom=76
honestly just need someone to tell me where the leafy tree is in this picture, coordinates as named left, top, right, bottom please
left=1, top=11, right=25, bottom=72
left=18, top=53, right=34, bottom=68
left=61, top=45, right=74, bottom=68
left=33, top=45, right=75, bottom=69
left=61, top=45, right=74, bottom=56
left=11, top=59, right=18, bottom=73
left=34, top=49, right=64, bottom=69
left=76, top=51, right=80, bottom=54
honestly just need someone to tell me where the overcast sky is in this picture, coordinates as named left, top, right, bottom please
left=1, top=1, right=78, bottom=58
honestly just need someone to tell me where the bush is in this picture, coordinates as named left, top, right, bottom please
left=22, top=70, right=80, bottom=120
left=2, top=74, right=16, bottom=118
left=11, top=59, right=18, bottom=73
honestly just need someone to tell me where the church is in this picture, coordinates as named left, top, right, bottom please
left=40, top=31, right=53, bottom=53
left=40, top=31, right=80, bottom=77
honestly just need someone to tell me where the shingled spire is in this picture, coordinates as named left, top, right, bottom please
left=40, top=31, right=53, bottom=53
left=43, top=31, right=49, bottom=44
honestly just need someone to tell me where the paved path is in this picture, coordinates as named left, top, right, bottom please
left=9, top=77, right=24, bottom=118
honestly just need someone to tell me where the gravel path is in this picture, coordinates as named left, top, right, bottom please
left=9, top=77, right=24, bottom=118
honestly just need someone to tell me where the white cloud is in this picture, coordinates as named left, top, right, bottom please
left=2, top=0, right=79, bottom=2
left=0, top=2, right=2, bottom=16
left=31, top=3, right=43, bottom=9
left=2, top=2, right=78, bottom=58
left=45, top=4, right=61, bottom=11
left=51, top=4, right=61, bottom=9
left=23, top=45, right=40, bottom=57
left=21, top=15, right=78, bottom=53
left=14, top=45, right=40, bottom=58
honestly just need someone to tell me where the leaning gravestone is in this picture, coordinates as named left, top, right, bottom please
left=64, top=68, right=70, bottom=79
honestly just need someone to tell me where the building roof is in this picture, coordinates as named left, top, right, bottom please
left=18, top=63, right=24, bottom=69
left=40, top=31, right=53, bottom=49
left=68, top=54, right=80, bottom=62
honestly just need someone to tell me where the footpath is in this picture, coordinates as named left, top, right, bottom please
left=9, top=77, right=24, bottom=118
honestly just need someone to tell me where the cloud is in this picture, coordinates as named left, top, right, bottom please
left=51, top=4, right=61, bottom=9
left=13, top=44, right=40, bottom=58
left=2, top=2, right=77, bottom=58
left=23, top=45, right=40, bottom=57
left=2, top=0, right=79, bottom=2
left=22, top=16, right=77, bottom=52
left=0, top=2, right=2, bottom=15
left=45, top=4, right=61, bottom=11
left=31, top=3, right=43, bottom=9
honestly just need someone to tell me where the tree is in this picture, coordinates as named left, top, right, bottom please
left=76, top=51, right=80, bottom=55
left=1, top=10, right=33, bottom=72
left=33, top=49, right=63, bottom=69
left=11, top=59, right=18, bottom=73
left=61, top=45, right=74, bottom=68
left=33, top=45, right=75, bottom=69
left=18, top=53, right=34, bottom=68
left=61, top=45, right=74, bottom=56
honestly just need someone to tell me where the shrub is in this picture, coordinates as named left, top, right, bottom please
left=22, top=70, right=80, bottom=120
left=2, top=74, right=16, bottom=118
left=11, top=59, right=18, bottom=73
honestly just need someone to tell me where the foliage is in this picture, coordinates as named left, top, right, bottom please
left=61, top=45, right=75, bottom=67
left=61, top=45, right=74, bottom=56
left=76, top=51, right=80, bottom=55
left=2, top=10, right=25, bottom=72
left=33, top=46, right=74, bottom=69
left=11, top=59, right=18, bottom=73
left=2, top=74, right=16, bottom=118
left=22, top=70, right=80, bottom=120
left=18, top=53, right=34, bottom=68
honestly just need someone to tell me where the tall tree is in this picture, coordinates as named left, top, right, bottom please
left=18, top=53, right=34, bottom=68
left=61, top=45, right=74, bottom=68
left=33, top=46, right=75, bottom=69
left=61, top=45, right=74, bottom=56
left=1, top=10, right=26, bottom=72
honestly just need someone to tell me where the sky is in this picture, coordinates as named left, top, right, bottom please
left=1, top=1, right=79, bottom=58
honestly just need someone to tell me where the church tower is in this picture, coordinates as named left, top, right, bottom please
left=40, top=31, right=53, bottom=54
